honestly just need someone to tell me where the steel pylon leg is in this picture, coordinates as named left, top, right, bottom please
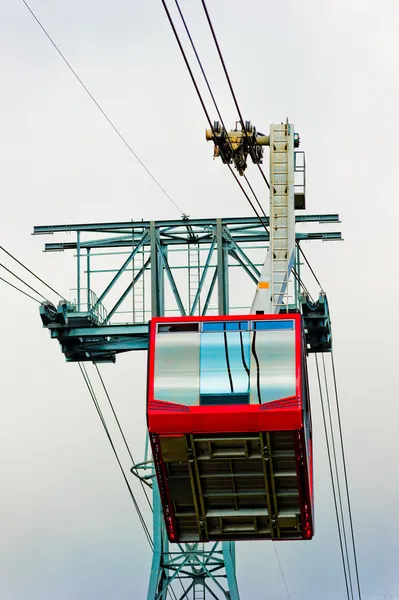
left=147, top=486, right=240, bottom=599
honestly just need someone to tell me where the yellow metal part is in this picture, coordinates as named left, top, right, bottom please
left=205, top=129, right=214, bottom=141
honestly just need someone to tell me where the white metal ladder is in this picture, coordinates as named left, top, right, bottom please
left=132, top=235, right=146, bottom=323
left=188, top=244, right=201, bottom=315
left=270, top=123, right=293, bottom=313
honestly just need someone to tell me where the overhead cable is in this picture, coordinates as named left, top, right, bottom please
left=21, top=0, right=183, bottom=215
left=200, top=0, right=270, bottom=190
left=173, top=0, right=269, bottom=232
left=0, top=275, right=42, bottom=304
left=0, top=262, right=49, bottom=302
left=297, top=243, right=324, bottom=291
left=315, top=354, right=351, bottom=600
left=94, top=364, right=153, bottom=512
left=321, top=354, right=354, bottom=600
left=272, top=543, right=291, bottom=600
left=165, top=0, right=313, bottom=301
left=78, top=362, right=153, bottom=549
left=0, top=245, right=66, bottom=299
left=331, top=352, right=363, bottom=600
left=161, top=0, right=269, bottom=235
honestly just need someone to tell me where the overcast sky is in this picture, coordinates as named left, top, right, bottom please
left=1, top=1, right=398, bottom=599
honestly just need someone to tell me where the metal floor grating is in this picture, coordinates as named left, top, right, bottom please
left=159, top=431, right=304, bottom=542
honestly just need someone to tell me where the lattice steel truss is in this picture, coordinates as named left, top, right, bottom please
left=36, top=214, right=340, bottom=599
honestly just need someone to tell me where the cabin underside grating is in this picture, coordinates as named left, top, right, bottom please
left=158, top=431, right=304, bottom=542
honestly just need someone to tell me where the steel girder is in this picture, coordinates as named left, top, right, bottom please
left=37, top=215, right=340, bottom=362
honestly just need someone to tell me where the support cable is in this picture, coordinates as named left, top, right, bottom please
left=0, top=275, right=42, bottom=304
left=173, top=0, right=269, bottom=232
left=200, top=0, right=270, bottom=190
left=197, top=0, right=317, bottom=303
left=165, top=0, right=312, bottom=302
left=315, top=355, right=351, bottom=600
left=21, top=0, right=184, bottom=215
left=0, top=262, right=49, bottom=302
left=78, top=362, right=154, bottom=549
left=296, top=243, right=324, bottom=291
left=272, top=543, right=291, bottom=600
left=160, top=0, right=269, bottom=237
left=321, top=355, right=354, bottom=600
left=0, top=245, right=66, bottom=299
left=94, top=364, right=153, bottom=512
left=331, top=352, right=363, bottom=600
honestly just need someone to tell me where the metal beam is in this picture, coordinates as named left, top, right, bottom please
left=158, top=243, right=186, bottom=317
left=216, top=219, right=228, bottom=315
left=95, top=232, right=148, bottom=306
left=41, top=230, right=341, bottom=251
left=190, top=238, right=216, bottom=316
left=33, top=214, right=340, bottom=235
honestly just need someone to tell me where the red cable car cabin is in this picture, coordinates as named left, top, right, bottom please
left=147, top=313, right=313, bottom=543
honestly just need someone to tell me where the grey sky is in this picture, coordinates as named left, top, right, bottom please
left=0, top=0, right=398, bottom=598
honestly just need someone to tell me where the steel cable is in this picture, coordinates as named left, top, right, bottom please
left=315, top=354, right=351, bottom=600
left=171, top=0, right=312, bottom=301
left=173, top=0, right=269, bottom=232
left=21, top=0, right=183, bottom=215
left=79, top=362, right=153, bottom=549
left=94, top=364, right=153, bottom=512
left=0, top=245, right=66, bottom=299
left=331, top=352, right=363, bottom=600
left=272, top=543, right=291, bottom=600
left=200, top=0, right=270, bottom=190
left=322, top=354, right=354, bottom=600
left=0, top=275, right=42, bottom=304
left=0, top=262, right=49, bottom=301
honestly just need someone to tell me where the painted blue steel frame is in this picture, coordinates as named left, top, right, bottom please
left=148, top=487, right=239, bottom=600
left=35, top=215, right=340, bottom=599
left=36, top=215, right=340, bottom=362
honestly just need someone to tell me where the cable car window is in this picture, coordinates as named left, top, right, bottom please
left=202, top=321, right=249, bottom=332
left=154, top=330, right=200, bottom=406
left=253, top=320, right=294, bottom=331
left=158, top=323, right=199, bottom=333
left=250, top=326, right=296, bottom=404
left=199, top=328, right=250, bottom=405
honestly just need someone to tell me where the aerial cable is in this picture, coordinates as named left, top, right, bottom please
left=321, top=354, right=354, bottom=599
left=272, top=543, right=291, bottom=600
left=331, top=352, right=363, bottom=600
left=315, top=355, right=351, bottom=600
left=21, top=0, right=183, bottom=215
left=79, top=362, right=153, bottom=549
left=200, top=0, right=270, bottom=190
left=167, top=0, right=312, bottom=302
left=94, top=364, right=153, bottom=512
left=0, top=245, right=66, bottom=299
left=0, top=262, right=49, bottom=302
left=161, top=0, right=270, bottom=235
left=296, top=243, right=324, bottom=291
left=197, top=0, right=318, bottom=301
left=0, top=275, right=42, bottom=304
left=173, top=0, right=269, bottom=232
left=78, top=362, right=154, bottom=549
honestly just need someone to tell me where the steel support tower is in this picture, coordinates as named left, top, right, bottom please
left=37, top=125, right=339, bottom=599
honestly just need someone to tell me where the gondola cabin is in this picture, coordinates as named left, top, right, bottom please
left=147, top=313, right=313, bottom=543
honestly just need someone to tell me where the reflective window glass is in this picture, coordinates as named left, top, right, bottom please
left=154, top=331, right=200, bottom=405
left=199, top=330, right=250, bottom=403
left=254, top=320, right=294, bottom=331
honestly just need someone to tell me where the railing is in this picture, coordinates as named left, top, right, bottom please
left=69, top=288, right=107, bottom=324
